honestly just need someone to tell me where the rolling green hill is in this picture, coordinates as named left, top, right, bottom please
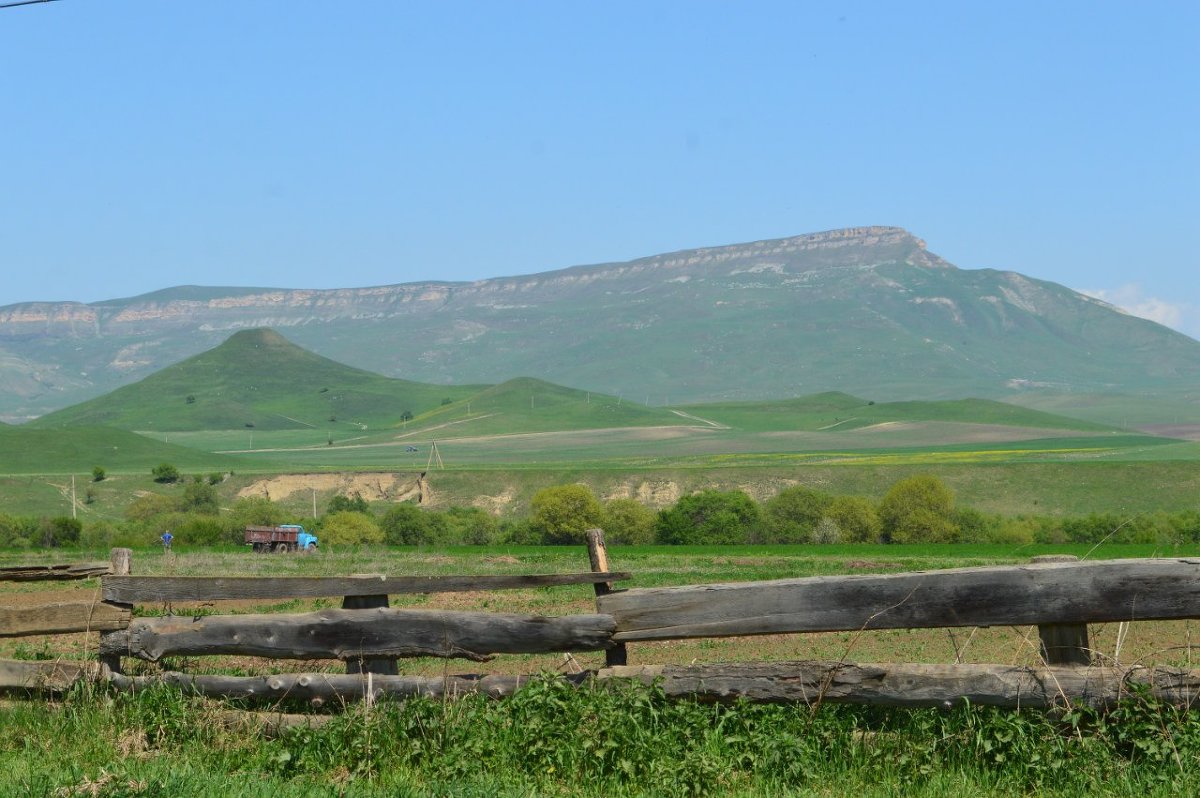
left=29, top=329, right=481, bottom=432
left=0, top=425, right=247, bottom=475
left=680, top=392, right=1116, bottom=433
left=399, top=377, right=683, bottom=437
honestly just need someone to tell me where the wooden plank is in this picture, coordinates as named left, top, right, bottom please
left=0, top=562, right=110, bottom=582
left=0, top=659, right=95, bottom=692
left=99, top=608, right=616, bottom=662
left=99, top=548, right=133, bottom=675
left=586, top=528, right=628, bottom=667
left=0, top=601, right=131, bottom=637
left=102, top=572, right=631, bottom=603
left=342, top=587, right=398, bottom=676
left=600, top=558, right=1200, bottom=641
left=599, top=661, right=1200, bottom=709
left=1030, top=555, right=1092, bottom=665
left=111, top=671, right=569, bottom=702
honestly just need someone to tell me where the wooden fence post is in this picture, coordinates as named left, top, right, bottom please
left=99, top=548, right=133, bottom=674
left=342, top=575, right=399, bottom=676
left=1031, top=554, right=1092, bottom=666
left=586, top=528, right=627, bottom=667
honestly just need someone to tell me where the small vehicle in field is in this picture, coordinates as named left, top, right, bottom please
left=245, top=524, right=319, bottom=553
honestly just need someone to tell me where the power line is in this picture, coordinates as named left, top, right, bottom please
left=0, top=0, right=61, bottom=9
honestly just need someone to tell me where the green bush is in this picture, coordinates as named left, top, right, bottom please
left=763, top=485, right=833, bottom=543
left=824, top=495, right=882, bottom=543
left=441, top=506, right=500, bottom=545
left=320, top=511, right=384, bottom=546
left=656, top=490, right=761, bottom=545
left=879, top=475, right=959, bottom=543
left=327, top=492, right=370, bottom=515
left=602, top=498, right=656, bottom=545
left=38, top=516, right=81, bottom=547
left=529, top=484, right=604, bottom=545
left=151, top=463, right=181, bottom=483
left=380, top=503, right=447, bottom=545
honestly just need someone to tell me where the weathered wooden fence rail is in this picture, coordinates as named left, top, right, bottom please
left=0, top=561, right=111, bottom=582
left=101, top=572, right=630, bottom=603
left=8, top=543, right=1200, bottom=709
left=101, top=608, right=616, bottom=662
left=596, top=557, right=1200, bottom=641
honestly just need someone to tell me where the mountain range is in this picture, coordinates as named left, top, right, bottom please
left=4, top=226, right=1199, bottom=423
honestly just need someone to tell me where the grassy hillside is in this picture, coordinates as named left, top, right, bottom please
left=679, top=392, right=1115, bottom=432
left=399, top=377, right=683, bottom=437
left=30, top=329, right=482, bottom=432
left=0, top=425, right=247, bottom=476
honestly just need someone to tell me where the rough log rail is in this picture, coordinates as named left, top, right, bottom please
left=0, top=601, right=130, bottom=637
left=601, top=662, right=1200, bottom=709
left=18, top=661, right=1200, bottom=710
left=598, top=558, right=1200, bottom=641
left=0, top=562, right=110, bottom=582
left=109, top=671, right=587, bottom=701
left=99, top=608, right=616, bottom=663
left=0, top=659, right=100, bottom=692
left=101, top=572, right=630, bottom=603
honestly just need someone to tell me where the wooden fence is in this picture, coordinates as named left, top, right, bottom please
left=4, top=537, right=1200, bottom=709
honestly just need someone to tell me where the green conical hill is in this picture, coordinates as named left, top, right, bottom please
left=30, top=329, right=480, bottom=432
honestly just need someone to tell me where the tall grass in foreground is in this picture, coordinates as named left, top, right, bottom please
left=4, top=679, right=1200, bottom=797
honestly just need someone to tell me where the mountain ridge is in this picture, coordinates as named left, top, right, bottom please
left=2, top=226, right=1198, bottom=422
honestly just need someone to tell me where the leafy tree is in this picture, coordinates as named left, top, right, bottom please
left=442, top=506, right=499, bottom=545
left=878, top=475, right=959, bottom=543
left=529, top=484, right=604, bottom=545
left=151, top=463, right=181, bottom=484
left=824, top=495, right=882, bottom=543
left=91, top=466, right=106, bottom=482
left=0, top=514, right=39, bottom=549
left=763, top=486, right=833, bottom=543
left=81, top=519, right=118, bottom=550
left=400, top=410, right=414, bottom=422
left=181, top=480, right=219, bottom=514
left=812, top=516, right=841, bottom=544
left=327, top=493, right=370, bottom=515
left=602, top=498, right=656, bottom=545
left=39, top=516, right=81, bottom=548
left=656, top=490, right=761, bottom=545
left=320, top=511, right=384, bottom=546
left=380, top=503, right=446, bottom=545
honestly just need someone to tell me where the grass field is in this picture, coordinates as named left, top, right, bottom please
left=6, top=543, right=1200, bottom=797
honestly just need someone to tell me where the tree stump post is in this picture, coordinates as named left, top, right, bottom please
left=1031, top=554, right=1092, bottom=666
left=586, top=528, right=627, bottom=667
left=99, top=548, right=133, bottom=675
left=342, top=575, right=399, bottom=676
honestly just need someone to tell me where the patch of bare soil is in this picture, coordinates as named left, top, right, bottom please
left=484, top=555, right=521, bottom=565
left=472, top=487, right=516, bottom=514
left=238, top=472, right=418, bottom=502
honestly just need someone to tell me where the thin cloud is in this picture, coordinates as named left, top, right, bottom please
left=1081, top=284, right=1197, bottom=339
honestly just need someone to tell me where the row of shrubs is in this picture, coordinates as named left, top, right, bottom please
left=3, top=472, right=1199, bottom=550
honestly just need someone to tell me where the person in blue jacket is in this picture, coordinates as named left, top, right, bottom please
left=161, top=530, right=173, bottom=551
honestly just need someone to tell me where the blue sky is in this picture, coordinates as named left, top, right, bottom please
left=2, top=1, right=1197, bottom=337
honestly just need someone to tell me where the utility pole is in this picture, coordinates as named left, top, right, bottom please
left=71, top=475, right=77, bottom=519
